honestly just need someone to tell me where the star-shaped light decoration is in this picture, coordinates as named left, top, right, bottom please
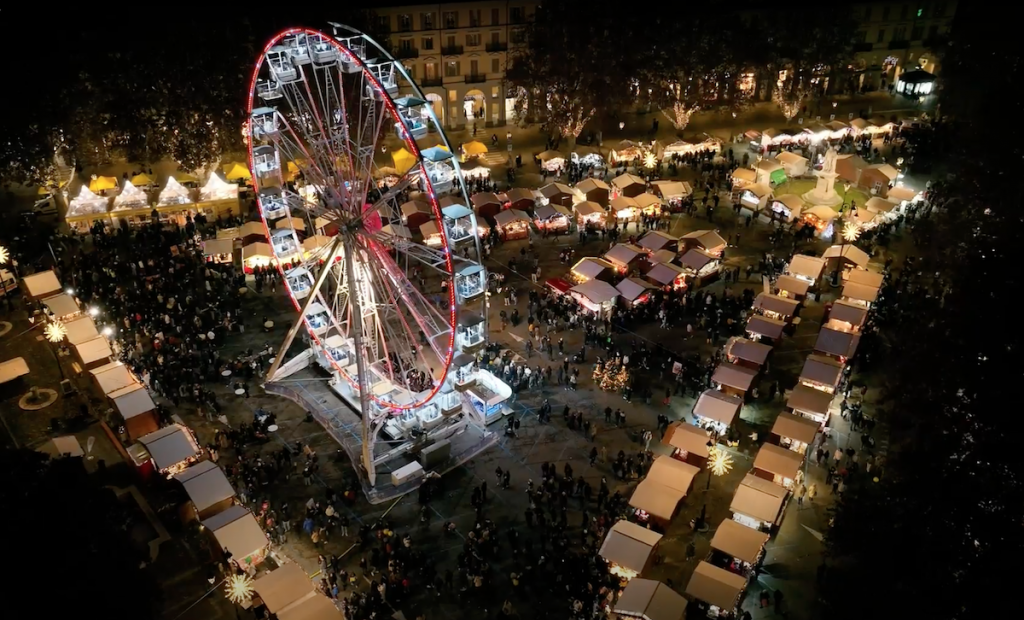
left=226, top=574, right=254, bottom=605
left=0, top=245, right=9, bottom=264
left=708, top=446, right=733, bottom=477
left=644, top=152, right=658, bottom=169
left=841, top=221, right=861, bottom=243
left=44, top=321, right=67, bottom=343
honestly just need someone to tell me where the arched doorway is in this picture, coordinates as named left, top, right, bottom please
left=464, top=89, right=486, bottom=126
left=506, top=86, right=527, bottom=123
left=425, top=93, right=444, bottom=126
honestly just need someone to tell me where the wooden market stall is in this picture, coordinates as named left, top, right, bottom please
left=418, top=221, right=443, bottom=247
left=537, top=150, right=566, bottom=172
left=599, top=520, right=663, bottom=579
left=731, top=473, right=789, bottom=531
left=42, top=293, right=81, bottom=322
left=634, top=193, right=663, bottom=216
left=766, top=193, right=803, bottom=224
left=663, top=422, right=711, bottom=467
left=775, top=151, right=808, bottom=177
left=678, top=248, right=721, bottom=286
left=822, top=244, right=870, bottom=273
left=532, top=204, right=572, bottom=233
left=827, top=299, right=868, bottom=332
left=0, top=357, right=30, bottom=387
left=576, top=178, right=611, bottom=207
left=493, top=209, right=531, bottom=240
left=731, top=167, right=756, bottom=188
left=109, top=383, right=161, bottom=440
left=504, top=188, right=537, bottom=212
left=651, top=180, right=692, bottom=205
left=711, top=363, right=759, bottom=399
left=613, top=578, right=686, bottom=620
left=752, top=443, right=803, bottom=489
left=64, top=316, right=100, bottom=346
left=814, top=325, right=861, bottom=361
left=400, top=199, right=433, bottom=230
left=539, top=182, right=574, bottom=208
left=637, top=230, right=679, bottom=253
left=685, top=561, right=748, bottom=619
left=860, top=163, right=899, bottom=197
left=569, top=257, right=615, bottom=283
left=737, top=183, right=773, bottom=214
left=174, top=460, right=237, bottom=521
left=277, top=593, right=344, bottom=620
left=798, top=354, right=845, bottom=394
left=612, top=173, right=646, bottom=198
left=723, top=337, right=772, bottom=370
left=745, top=315, right=786, bottom=344
left=680, top=229, right=727, bottom=256
left=770, top=411, right=820, bottom=455
left=252, top=564, right=316, bottom=616
left=90, top=361, right=137, bottom=396
left=616, top=277, right=658, bottom=308
left=609, top=196, right=640, bottom=221
left=709, top=518, right=770, bottom=577
left=73, top=336, right=113, bottom=371
left=840, top=281, right=880, bottom=307
left=37, top=435, right=85, bottom=459
left=774, top=274, right=811, bottom=300
left=835, top=153, right=868, bottom=186
left=752, top=293, right=799, bottom=322
left=692, top=388, right=743, bottom=433
left=644, top=262, right=686, bottom=290
left=200, top=504, right=269, bottom=571
left=787, top=255, right=826, bottom=284
left=202, top=238, right=234, bottom=264
left=470, top=192, right=503, bottom=219
left=573, top=201, right=608, bottom=227
left=603, top=243, right=646, bottom=273
left=134, top=424, right=202, bottom=477
left=755, top=158, right=787, bottom=186
left=20, top=270, right=62, bottom=300
left=630, top=456, right=699, bottom=526
left=786, top=383, right=835, bottom=425
left=242, top=242, right=275, bottom=273
left=569, top=280, right=620, bottom=318
left=887, top=185, right=920, bottom=206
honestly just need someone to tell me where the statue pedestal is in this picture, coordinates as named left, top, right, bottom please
left=802, top=171, right=843, bottom=209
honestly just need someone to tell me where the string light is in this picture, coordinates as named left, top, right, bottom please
left=842, top=221, right=862, bottom=242
left=665, top=101, right=698, bottom=131
left=45, top=321, right=67, bottom=343
left=226, top=574, right=254, bottom=604
left=772, top=85, right=806, bottom=122
left=708, top=446, right=733, bottom=477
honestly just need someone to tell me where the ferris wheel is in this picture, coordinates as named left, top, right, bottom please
left=246, top=25, right=502, bottom=491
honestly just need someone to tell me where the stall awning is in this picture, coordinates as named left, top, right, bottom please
left=278, top=593, right=344, bottom=620
left=138, top=424, right=200, bottom=470
left=686, top=561, right=747, bottom=612
left=254, top=564, right=316, bottom=614
left=814, top=326, right=860, bottom=358
left=65, top=316, right=100, bottom=345
left=573, top=201, right=605, bottom=217
left=732, top=168, right=756, bottom=184
left=711, top=519, right=770, bottom=565
left=679, top=248, right=717, bottom=272
left=841, top=281, right=879, bottom=304
left=0, top=357, right=30, bottom=384
left=633, top=193, right=662, bottom=210
left=693, top=389, right=743, bottom=425
left=570, top=280, right=619, bottom=305
left=613, top=578, right=686, bottom=620
left=663, top=422, right=711, bottom=458
left=711, top=363, right=758, bottom=392
left=645, top=262, right=685, bottom=286
left=772, top=412, right=819, bottom=445
left=646, top=456, right=699, bottom=495
left=21, top=270, right=62, bottom=298
left=753, top=293, right=799, bottom=318
left=174, top=460, right=236, bottom=513
left=799, top=354, right=844, bottom=387
left=201, top=505, right=268, bottom=565
left=746, top=315, right=786, bottom=340
left=616, top=277, right=657, bottom=302
left=604, top=243, right=644, bottom=266
left=829, top=300, right=868, bottom=328
left=111, top=384, right=156, bottom=420
left=571, top=257, right=614, bottom=280
left=638, top=230, right=678, bottom=252
left=629, top=480, right=684, bottom=521
left=753, top=443, right=803, bottom=481
left=203, top=238, right=234, bottom=257
left=494, top=209, right=530, bottom=227
left=822, top=244, right=869, bottom=267
left=787, top=255, right=826, bottom=281
left=726, top=337, right=772, bottom=366
left=787, top=383, right=834, bottom=417
left=43, top=293, right=80, bottom=319
left=74, top=336, right=113, bottom=365
left=775, top=275, right=811, bottom=296
left=91, top=361, right=136, bottom=395
left=731, top=474, right=788, bottom=524
left=599, top=520, right=662, bottom=573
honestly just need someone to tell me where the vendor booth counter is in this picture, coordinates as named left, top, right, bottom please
left=730, top=473, right=789, bottom=531
left=685, top=561, right=748, bottom=618
left=663, top=422, right=711, bottom=467
left=599, top=519, right=663, bottom=580
left=174, top=460, right=236, bottom=521
left=770, top=411, right=820, bottom=455
left=131, top=423, right=201, bottom=479
left=752, top=443, right=804, bottom=489
left=201, top=504, right=269, bottom=571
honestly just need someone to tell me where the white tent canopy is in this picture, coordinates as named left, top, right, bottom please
left=174, top=460, right=236, bottom=513
left=200, top=173, right=239, bottom=201
left=113, top=180, right=150, bottom=210
left=158, top=177, right=193, bottom=206
left=68, top=186, right=110, bottom=217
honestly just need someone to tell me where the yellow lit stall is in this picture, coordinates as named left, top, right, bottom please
left=65, top=186, right=112, bottom=233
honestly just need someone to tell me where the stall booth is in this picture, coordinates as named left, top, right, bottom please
left=570, top=257, right=615, bottom=283
left=634, top=193, right=663, bottom=217
left=827, top=299, right=868, bottom=332
left=419, top=221, right=444, bottom=247
left=111, top=180, right=153, bottom=225
left=610, top=196, right=640, bottom=222
left=37, top=435, right=84, bottom=459
left=752, top=443, right=803, bottom=489
left=569, top=280, right=619, bottom=319
left=202, top=238, right=234, bottom=264
left=537, top=150, right=565, bottom=172
left=836, top=153, right=868, bottom=186
left=895, top=68, right=937, bottom=97
left=774, top=274, right=811, bottom=301
left=685, top=561, right=747, bottom=619
left=240, top=221, right=268, bottom=244
left=825, top=119, right=849, bottom=138
left=840, top=281, right=880, bottom=308
left=786, top=383, right=834, bottom=425
left=614, top=578, right=686, bottom=620
left=755, top=159, right=787, bottom=187
left=887, top=185, right=920, bottom=207
left=201, top=504, right=269, bottom=571
left=708, top=518, right=770, bottom=579
left=612, top=173, right=646, bottom=198
left=823, top=244, right=870, bottom=274
left=73, top=336, right=113, bottom=371
left=651, top=180, right=692, bottom=208
left=242, top=242, right=275, bottom=273
left=545, top=277, right=573, bottom=299
left=775, top=151, right=808, bottom=177
left=539, top=182, right=574, bottom=208
left=110, top=383, right=160, bottom=441
left=663, top=422, right=711, bottom=467
left=745, top=315, right=786, bottom=344
left=573, top=146, right=606, bottom=169
left=174, top=460, right=236, bottom=521
left=573, top=201, right=608, bottom=228
left=692, top=388, right=743, bottom=433
left=400, top=199, right=433, bottom=230
left=731, top=474, right=789, bottom=531
left=253, top=564, right=316, bottom=617
left=678, top=248, right=721, bottom=287
left=65, top=316, right=100, bottom=346
left=646, top=249, right=677, bottom=269
left=20, top=270, right=62, bottom=300
left=787, top=255, right=826, bottom=285
left=731, top=167, right=756, bottom=188
left=752, top=294, right=799, bottom=322
left=493, top=209, right=531, bottom=240
left=798, top=354, right=845, bottom=394
left=610, top=140, right=645, bottom=164
left=638, top=230, right=679, bottom=253
left=861, top=165, right=899, bottom=198
left=0, top=357, right=30, bottom=387
left=814, top=325, right=861, bottom=362
left=724, top=337, right=772, bottom=370
left=533, top=204, right=572, bottom=233
left=801, top=205, right=839, bottom=236
left=90, top=361, right=135, bottom=396
left=132, top=424, right=202, bottom=479
left=604, top=243, right=646, bottom=274
left=771, top=411, right=820, bottom=455
left=504, top=188, right=537, bottom=212
left=277, top=593, right=344, bottom=620
left=644, top=262, right=686, bottom=290
left=576, top=178, right=611, bottom=207
left=471, top=192, right=503, bottom=219
left=711, top=363, right=759, bottom=399
left=630, top=456, right=699, bottom=527
left=737, top=183, right=772, bottom=214
left=66, top=186, right=112, bottom=233
left=599, top=519, right=663, bottom=580
left=42, top=293, right=81, bottom=322
left=766, top=193, right=803, bottom=225
left=616, top=278, right=658, bottom=308
left=680, top=229, right=727, bottom=256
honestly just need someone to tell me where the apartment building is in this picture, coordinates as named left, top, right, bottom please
left=370, top=1, right=539, bottom=131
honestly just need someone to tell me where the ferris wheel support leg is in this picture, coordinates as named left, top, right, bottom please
left=343, top=238, right=377, bottom=487
left=266, top=238, right=344, bottom=382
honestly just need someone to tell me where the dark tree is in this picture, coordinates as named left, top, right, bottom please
left=0, top=449, right=160, bottom=620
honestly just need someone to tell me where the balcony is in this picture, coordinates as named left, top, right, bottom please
left=486, top=42, right=508, bottom=52
left=922, top=36, right=947, bottom=50
left=395, top=48, right=419, bottom=59
left=888, top=40, right=910, bottom=50
left=466, top=73, right=487, bottom=84
left=442, top=45, right=464, bottom=56
left=852, top=42, right=874, bottom=53
left=421, top=76, right=443, bottom=87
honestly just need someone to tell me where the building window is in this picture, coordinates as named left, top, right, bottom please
left=422, top=37, right=434, bottom=50
left=399, top=38, right=414, bottom=53
left=470, top=60, right=479, bottom=76
left=377, top=15, right=390, bottom=32
left=911, top=24, right=923, bottom=40
left=882, top=6, right=890, bottom=20
left=510, top=7, right=524, bottom=24
left=894, top=25, right=907, bottom=40
left=443, top=11, right=458, bottom=29
left=445, top=61, right=460, bottom=77
left=469, top=10, right=481, bottom=27
left=492, top=8, right=501, bottom=25
left=511, top=27, right=526, bottom=44
left=876, top=28, right=886, bottom=43
left=398, top=14, right=412, bottom=32
left=421, top=13, right=434, bottom=30
left=446, top=35, right=456, bottom=49
left=492, top=87, right=500, bottom=98
left=466, top=33, right=481, bottom=47
left=491, top=31, right=501, bottom=45
left=449, top=91, right=458, bottom=103
left=492, top=58, right=500, bottom=73
left=425, top=63, right=437, bottom=79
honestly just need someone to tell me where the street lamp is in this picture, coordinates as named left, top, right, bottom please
left=696, top=443, right=734, bottom=531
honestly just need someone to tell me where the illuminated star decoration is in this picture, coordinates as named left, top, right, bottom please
left=44, top=321, right=67, bottom=343
left=0, top=246, right=9, bottom=264
left=842, top=221, right=862, bottom=243
left=644, top=152, right=658, bottom=169
left=226, top=574, right=254, bottom=604
left=708, top=447, right=733, bottom=477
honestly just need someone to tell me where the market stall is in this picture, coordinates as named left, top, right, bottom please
left=616, top=277, right=658, bottom=308
left=470, top=192, right=503, bottom=219
left=731, top=167, right=756, bottom=188
left=651, top=180, right=692, bottom=209
left=766, top=193, right=803, bottom=224
left=200, top=504, right=269, bottom=570
left=0, top=357, right=29, bottom=386
left=573, top=201, right=608, bottom=228
left=745, top=315, right=786, bottom=343
left=174, top=460, right=236, bottom=520
left=134, top=424, right=201, bottom=477
left=774, top=274, right=811, bottom=300
left=42, top=293, right=81, bottom=321
left=709, top=518, right=770, bottom=577
left=603, top=243, right=646, bottom=273
left=887, top=185, right=920, bottom=206
left=73, top=335, right=113, bottom=371
left=572, top=145, right=606, bottom=168
left=277, top=593, right=344, bottom=620
left=610, top=196, right=640, bottom=221
left=685, top=561, right=747, bottom=618
left=539, top=182, right=574, bottom=208
left=663, top=421, right=711, bottom=467
left=638, top=230, right=678, bottom=253
left=788, top=254, right=826, bottom=284
left=835, top=153, right=868, bottom=185
left=599, top=520, right=662, bottom=580
left=752, top=293, right=799, bottom=322
left=644, top=262, right=686, bottom=290
left=532, top=204, right=572, bottom=233
left=460, top=160, right=491, bottom=182
left=800, top=205, right=839, bottom=235
left=612, top=173, right=646, bottom=198
left=814, top=325, right=861, bottom=361
left=20, top=270, right=62, bottom=300
left=200, top=173, right=239, bottom=201
left=461, top=140, right=489, bottom=160
left=692, top=388, right=743, bottom=433
left=755, top=158, right=787, bottom=186
left=737, top=183, right=772, bottom=214
left=158, top=177, right=194, bottom=206
left=202, top=238, right=234, bottom=264
left=631, top=457, right=699, bottom=525
left=724, top=337, right=772, bottom=370
left=242, top=242, right=275, bottom=273
left=841, top=281, right=880, bottom=307
left=569, top=257, right=615, bottom=283
left=680, top=229, right=727, bottom=256
left=822, top=244, right=870, bottom=272
left=827, top=299, right=868, bottom=332
left=419, top=220, right=444, bottom=247
left=537, top=150, right=566, bottom=172
left=633, top=193, right=663, bottom=216
left=37, top=435, right=84, bottom=459
left=731, top=474, right=789, bottom=530
left=400, top=199, right=433, bottom=230
left=609, top=140, right=646, bottom=164
left=678, top=248, right=721, bottom=286
left=576, top=178, right=611, bottom=206
left=613, top=578, right=686, bottom=620
left=771, top=411, right=820, bottom=455
left=569, top=280, right=619, bottom=318
left=505, top=187, right=537, bottom=211
left=752, top=443, right=803, bottom=488
left=113, top=180, right=151, bottom=214
left=711, top=363, right=759, bottom=399
left=826, top=119, right=849, bottom=137
left=108, top=383, right=160, bottom=440
left=798, top=354, right=845, bottom=393
left=253, top=564, right=316, bottom=615
left=861, top=164, right=898, bottom=197
left=786, top=383, right=835, bottom=425
left=775, top=151, right=808, bottom=177
left=91, top=361, right=136, bottom=396
left=64, top=316, right=100, bottom=346
left=66, top=186, right=112, bottom=233
left=645, top=249, right=678, bottom=268
left=493, top=209, right=531, bottom=240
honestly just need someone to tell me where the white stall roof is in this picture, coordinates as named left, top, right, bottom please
left=629, top=480, right=684, bottom=521
left=822, top=244, right=869, bottom=267
left=645, top=262, right=685, bottom=286
left=43, top=293, right=80, bottom=318
left=599, top=520, right=662, bottom=573
left=604, top=243, right=644, bottom=266
left=570, top=280, right=619, bottom=305
left=679, top=248, right=717, bottom=272
left=731, top=168, right=756, bottom=184
left=254, top=564, right=316, bottom=614
left=573, top=201, right=605, bottom=216
left=846, top=268, right=884, bottom=288
left=0, top=357, right=30, bottom=384
left=613, top=578, right=686, bottom=620
left=663, top=422, right=711, bottom=458
left=277, top=593, right=344, bottom=620
left=711, top=519, right=770, bottom=564
left=799, top=354, right=844, bottom=387
left=746, top=315, right=786, bottom=340
left=686, top=561, right=747, bottom=611
left=681, top=229, right=727, bottom=251
left=711, top=363, right=758, bottom=393
left=174, top=460, right=236, bottom=513
left=612, top=172, right=645, bottom=190
left=829, top=300, right=868, bottom=328
left=787, top=384, right=834, bottom=417
left=201, top=505, right=268, bottom=563
left=111, top=384, right=157, bottom=420
left=646, top=455, right=699, bottom=495
left=772, top=412, right=820, bottom=445
left=494, top=209, right=530, bottom=227
left=64, top=316, right=100, bottom=345
left=616, top=277, right=657, bottom=302
left=571, top=257, right=614, bottom=280
left=242, top=242, right=274, bottom=261
left=753, top=443, right=803, bottom=481
left=814, top=326, right=861, bottom=358
left=91, top=362, right=136, bottom=395
left=726, top=337, right=772, bottom=366
left=731, top=474, right=788, bottom=524
left=576, top=178, right=610, bottom=193
left=753, top=293, right=800, bottom=317
left=21, top=270, right=62, bottom=298
left=693, top=389, right=743, bottom=425
left=638, top=230, right=678, bottom=251
left=775, top=274, right=811, bottom=296
left=39, top=435, right=85, bottom=458
left=75, top=336, right=113, bottom=365
left=787, top=255, right=826, bottom=281
left=138, top=424, right=200, bottom=470
left=203, top=238, right=234, bottom=257
left=240, top=221, right=267, bottom=238
left=841, top=282, right=879, bottom=303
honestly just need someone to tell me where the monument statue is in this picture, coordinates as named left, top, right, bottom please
left=801, top=146, right=844, bottom=208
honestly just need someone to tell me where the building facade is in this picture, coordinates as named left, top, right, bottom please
left=370, top=1, right=539, bottom=131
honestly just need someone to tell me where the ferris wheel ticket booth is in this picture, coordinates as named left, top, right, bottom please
left=248, top=24, right=510, bottom=503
